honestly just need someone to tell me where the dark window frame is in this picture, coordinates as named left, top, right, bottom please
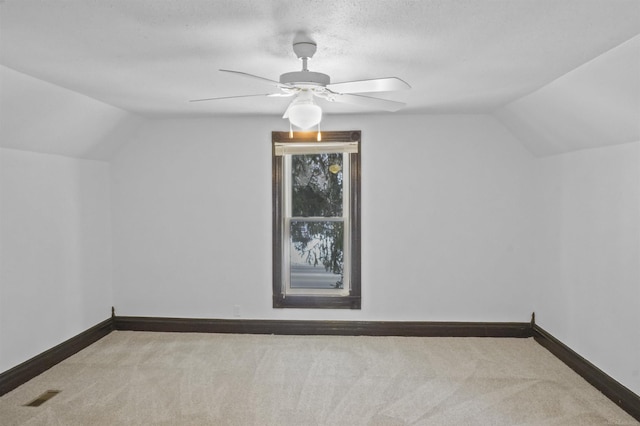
left=272, top=130, right=361, bottom=309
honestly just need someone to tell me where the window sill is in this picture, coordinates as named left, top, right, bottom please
left=273, top=295, right=361, bottom=309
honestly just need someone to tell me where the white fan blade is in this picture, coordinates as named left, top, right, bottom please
left=190, top=93, right=276, bottom=102
left=330, top=93, right=406, bottom=112
left=327, top=77, right=410, bottom=94
left=267, top=92, right=296, bottom=98
left=220, top=69, right=292, bottom=88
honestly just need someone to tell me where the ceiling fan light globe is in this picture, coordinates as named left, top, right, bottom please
left=288, top=103, right=322, bottom=130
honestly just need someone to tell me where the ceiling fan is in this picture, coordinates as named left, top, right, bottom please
left=190, top=38, right=411, bottom=130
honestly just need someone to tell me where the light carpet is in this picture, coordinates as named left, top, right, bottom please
left=0, top=331, right=637, bottom=425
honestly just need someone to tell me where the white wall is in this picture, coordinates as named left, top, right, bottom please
left=111, top=114, right=535, bottom=322
left=3, top=93, right=638, bottom=397
left=0, top=148, right=112, bottom=372
left=532, top=141, right=640, bottom=394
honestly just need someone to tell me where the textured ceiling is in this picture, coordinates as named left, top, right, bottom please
left=1, top=0, right=639, bottom=118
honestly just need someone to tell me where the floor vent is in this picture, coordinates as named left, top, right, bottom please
left=24, top=390, right=61, bottom=407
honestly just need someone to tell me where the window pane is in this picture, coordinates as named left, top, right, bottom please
left=290, top=221, right=344, bottom=289
left=291, top=153, right=343, bottom=217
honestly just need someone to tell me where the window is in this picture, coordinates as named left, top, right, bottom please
left=272, top=131, right=361, bottom=309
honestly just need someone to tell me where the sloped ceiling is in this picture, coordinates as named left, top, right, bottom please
left=0, top=65, right=144, bottom=159
left=496, top=35, right=640, bottom=156
left=0, top=0, right=639, bottom=158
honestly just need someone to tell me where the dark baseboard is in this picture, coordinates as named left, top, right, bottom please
left=533, top=324, right=640, bottom=422
left=0, top=316, right=530, bottom=398
left=0, top=318, right=113, bottom=397
left=114, top=316, right=533, bottom=337
left=3, top=314, right=637, bottom=422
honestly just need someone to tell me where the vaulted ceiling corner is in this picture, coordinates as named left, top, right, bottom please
left=494, top=35, right=640, bottom=157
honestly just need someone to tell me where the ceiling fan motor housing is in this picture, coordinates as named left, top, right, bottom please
left=279, top=71, right=330, bottom=87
